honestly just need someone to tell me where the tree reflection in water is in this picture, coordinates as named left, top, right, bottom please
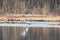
left=0, top=27, right=60, bottom=40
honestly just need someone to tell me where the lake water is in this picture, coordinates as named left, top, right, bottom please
left=0, top=21, right=60, bottom=27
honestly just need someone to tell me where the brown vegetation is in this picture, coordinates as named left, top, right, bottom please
left=0, top=0, right=60, bottom=21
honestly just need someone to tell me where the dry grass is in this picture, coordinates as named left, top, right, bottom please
left=0, top=0, right=60, bottom=22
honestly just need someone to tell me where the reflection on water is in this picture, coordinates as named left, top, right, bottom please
left=0, top=27, right=3, bottom=40
left=0, top=22, right=60, bottom=27
left=21, top=28, right=28, bottom=36
left=0, top=27, right=60, bottom=40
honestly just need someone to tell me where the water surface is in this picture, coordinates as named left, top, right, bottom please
left=0, top=21, right=60, bottom=27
